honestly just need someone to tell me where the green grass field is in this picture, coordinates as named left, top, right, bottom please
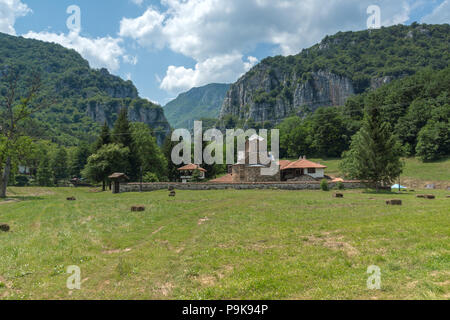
left=310, top=157, right=450, bottom=183
left=1, top=186, right=449, bottom=300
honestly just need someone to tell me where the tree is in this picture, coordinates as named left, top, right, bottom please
left=340, top=93, right=404, bottom=191
left=416, top=120, right=450, bottom=161
left=69, top=142, right=91, bottom=178
left=131, top=123, right=167, bottom=181
left=95, top=121, right=111, bottom=151
left=112, top=108, right=139, bottom=180
left=310, top=107, right=349, bottom=158
left=51, top=147, right=68, bottom=184
left=143, top=172, right=159, bottom=183
left=162, top=131, right=180, bottom=182
left=82, top=144, right=129, bottom=191
left=0, top=67, right=54, bottom=198
left=37, top=153, right=54, bottom=187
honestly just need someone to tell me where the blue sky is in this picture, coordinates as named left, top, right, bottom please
left=1, top=0, right=449, bottom=105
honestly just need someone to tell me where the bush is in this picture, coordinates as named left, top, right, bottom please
left=320, top=179, right=329, bottom=191
left=143, top=172, right=159, bottom=183
left=336, top=181, right=345, bottom=190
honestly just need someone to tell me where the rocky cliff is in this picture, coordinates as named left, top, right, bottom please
left=220, top=68, right=355, bottom=124
left=86, top=97, right=171, bottom=145
left=219, top=24, right=450, bottom=126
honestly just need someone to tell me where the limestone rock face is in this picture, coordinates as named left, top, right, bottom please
left=87, top=99, right=171, bottom=146
left=292, top=71, right=355, bottom=110
left=220, top=67, right=356, bottom=125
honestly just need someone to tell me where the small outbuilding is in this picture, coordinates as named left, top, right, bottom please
left=109, top=173, right=130, bottom=194
left=178, top=164, right=207, bottom=183
left=281, top=157, right=327, bottom=181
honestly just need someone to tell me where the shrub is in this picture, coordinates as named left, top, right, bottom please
left=15, top=175, right=29, bottom=187
left=320, top=179, right=329, bottom=191
left=336, top=181, right=345, bottom=190
left=143, top=172, right=159, bottom=183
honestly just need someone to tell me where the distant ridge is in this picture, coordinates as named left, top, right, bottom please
left=164, top=83, right=230, bottom=129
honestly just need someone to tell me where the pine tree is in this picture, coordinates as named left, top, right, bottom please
left=112, top=108, right=139, bottom=180
left=131, top=123, right=168, bottom=181
left=162, top=132, right=180, bottom=182
left=95, top=122, right=111, bottom=151
left=340, top=93, right=404, bottom=191
left=37, top=154, right=54, bottom=187
left=113, top=109, right=133, bottom=148
left=69, top=143, right=91, bottom=178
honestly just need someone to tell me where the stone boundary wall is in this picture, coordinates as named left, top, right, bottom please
left=119, top=181, right=364, bottom=193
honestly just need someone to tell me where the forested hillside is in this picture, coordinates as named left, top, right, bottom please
left=278, top=67, right=449, bottom=161
left=219, top=23, right=450, bottom=128
left=164, top=83, right=230, bottom=129
left=0, top=32, right=170, bottom=146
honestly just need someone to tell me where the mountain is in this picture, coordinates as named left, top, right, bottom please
left=0, top=32, right=170, bottom=145
left=219, top=23, right=450, bottom=127
left=164, top=83, right=230, bottom=129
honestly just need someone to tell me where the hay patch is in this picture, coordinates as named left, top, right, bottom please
left=305, top=232, right=359, bottom=257
left=198, top=217, right=210, bottom=225
left=158, top=282, right=174, bottom=297
left=102, top=248, right=132, bottom=254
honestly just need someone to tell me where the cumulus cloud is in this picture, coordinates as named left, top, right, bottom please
left=120, top=0, right=417, bottom=94
left=119, top=7, right=165, bottom=49
left=160, top=53, right=258, bottom=93
left=0, top=0, right=31, bottom=35
left=23, top=31, right=125, bottom=71
left=422, top=0, right=450, bottom=24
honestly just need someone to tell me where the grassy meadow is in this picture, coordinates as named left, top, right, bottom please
left=0, top=186, right=449, bottom=300
left=310, top=157, right=450, bottom=185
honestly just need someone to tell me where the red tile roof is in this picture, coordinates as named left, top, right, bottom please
left=281, top=159, right=327, bottom=170
left=177, top=164, right=207, bottom=172
left=279, top=160, right=292, bottom=170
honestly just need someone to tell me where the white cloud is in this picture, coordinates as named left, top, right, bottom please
left=422, top=0, right=450, bottom=24
left=160, top=53, right=258, bottom=93
left=120, top=0, right=417, bottom=95
left=0, top=0, right=31, bottom=35
left=119, top=7, right=165, bottom=49
left=23, top=31, right=125, bottom=71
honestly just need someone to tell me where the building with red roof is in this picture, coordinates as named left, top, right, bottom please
left=178, top=164, right=207, bottom=183
left=280, top=157, right=327, bottom=181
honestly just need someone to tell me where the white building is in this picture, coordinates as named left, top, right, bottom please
left=280, top=157, right=327, bottom=181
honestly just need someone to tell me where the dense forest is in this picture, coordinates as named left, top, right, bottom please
left=277, top=67, right=450, bottom=161
left=0, top=32, right=169, bottom=146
